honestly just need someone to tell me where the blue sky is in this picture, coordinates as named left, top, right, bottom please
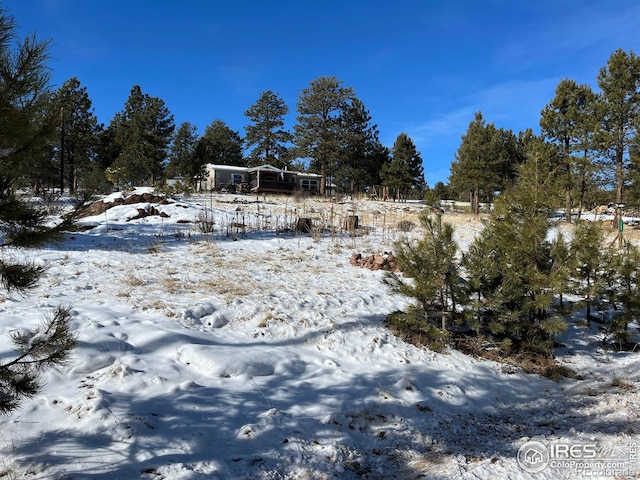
left=6, top=0, right=640, bottom=186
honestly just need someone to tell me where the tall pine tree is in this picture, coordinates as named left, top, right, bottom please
left=167, top=121, right=199, bottom=185
left=110, top=85, right=175, bottom=186
left=294, top=76, right=354, bottom=195
left=597, top=49, right=640, bottom=205
left=336, top=98, right=387, bottom=194
left=450, top=112, right=523, bottom=213
left=541, top=79, right=599, bottom=222
left=52, top=77, right=101, bottom=193
left=0, top=8, right=54, bottom=196
left=194, top=119, right=245, bottom=167
left=380, top=133, right=424, bottom=200
left=244, top=91, right=292, bottom=168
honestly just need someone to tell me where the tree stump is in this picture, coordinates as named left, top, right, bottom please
left=297, top=217, right=313, bottom=233
left=343, top=215, right=359, bottom=231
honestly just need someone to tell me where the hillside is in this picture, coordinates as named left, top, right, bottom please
left=0, top=190, right=638, bottom=480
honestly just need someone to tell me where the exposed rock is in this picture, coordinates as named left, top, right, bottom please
left=80, top=192, right=172, bottom=218
left=350, top=252, right=400, bottom=272
left=127, top=206, right=170, bottom=221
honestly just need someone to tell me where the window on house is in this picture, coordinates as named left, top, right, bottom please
left=232, top=174, right=244, bottom=184
left=301, top=179, right=319, bottom=191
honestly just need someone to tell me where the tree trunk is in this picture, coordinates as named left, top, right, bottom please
left=615, top=132, right=624, bottom=204
left=578, top=173, right=586, bottom=221
left=470, top=187, right=479, bottom=214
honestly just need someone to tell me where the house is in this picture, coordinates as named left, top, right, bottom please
left=202, top=163, right=322, bottom=194
left=166, top=176, right=186, bottom=188
left=200, top=164, right=249, bottom=191
left=297, top=172, right=323, bottom=193
left=248, top=165, right=296, bottom=193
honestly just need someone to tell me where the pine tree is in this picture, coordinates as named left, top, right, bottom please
left=110, top=85, right=175, bottom=185
left=194, top=119, right=244, bottom=168
left=0, top=6, right=75, bottom=414
left=597, top=49, right=640, bottom=205
left=0, top=4, right=59, bottom=250
left=244, top=91, right=292, bottom=168
left=568, top=220, right=612, bottom=325
left=449, top=112, right=523, bottom=213
left=0, top=9, right=55, bottom=195
left=450, top=112, right=494, bottom=212
left=541, top=79, right=599, bottom=222
left=385, top=212, right=462, bottom=349
left=167, top=121, right=199, bottom=185
left=336, top=98, right=387, bottom=194
left=609, top=242, right=640, bottom=347
left=380, top=133, right=424, bottom=200
left=52, top=77, right=102, bottom=193
left=294, top=76, right=354, bottom=195
left=462, top=137, right=566, bottom=356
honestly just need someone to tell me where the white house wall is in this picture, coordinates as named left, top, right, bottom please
left=202, top=164, right=249, bottom=191
left=201, top=164, right=321, bottom=193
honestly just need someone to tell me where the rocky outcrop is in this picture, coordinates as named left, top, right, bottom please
left=80, top=192, right=172, bottom=218
left=128, top=205, right=170, bottom=220
left=350, top=252, right=400, bottom=272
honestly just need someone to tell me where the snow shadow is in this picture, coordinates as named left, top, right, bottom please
left=6, top=319, right=632, bottom=479
left=44, top=227, right=195, bottom=255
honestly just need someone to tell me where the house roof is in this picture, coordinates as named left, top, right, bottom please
left=206, top=163, right=322, bottom=179
left=205, top=164, right=249, bottom=172
left=247, top=164, right=286, bottom=173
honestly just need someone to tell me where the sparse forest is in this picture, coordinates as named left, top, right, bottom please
left=8, top=0, right=637, bottom=212
left=28, top=46, right=639, bottom=213
left=390, top=133, right=640, bottom=372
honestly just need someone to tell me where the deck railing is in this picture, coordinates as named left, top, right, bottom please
left=250, top=179, right=296, bottom=192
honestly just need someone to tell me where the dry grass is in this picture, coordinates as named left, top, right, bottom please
left=439, top=212, right=488, bottom=227
left=611, top=377, right=635, bottom=392
left=162, top=276, right=181, bottom=294
left=258, top=311, right=277, bottom=328
left=197, top=275, right=257, bottom=300
left=147, top=242, right=162, bottom=254
left=124, top=273, right=146, bottom=287
left=454, top=335, right=581, bottom=380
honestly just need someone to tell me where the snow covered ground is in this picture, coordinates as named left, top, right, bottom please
left=0, top=189, right=638, bottom=479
